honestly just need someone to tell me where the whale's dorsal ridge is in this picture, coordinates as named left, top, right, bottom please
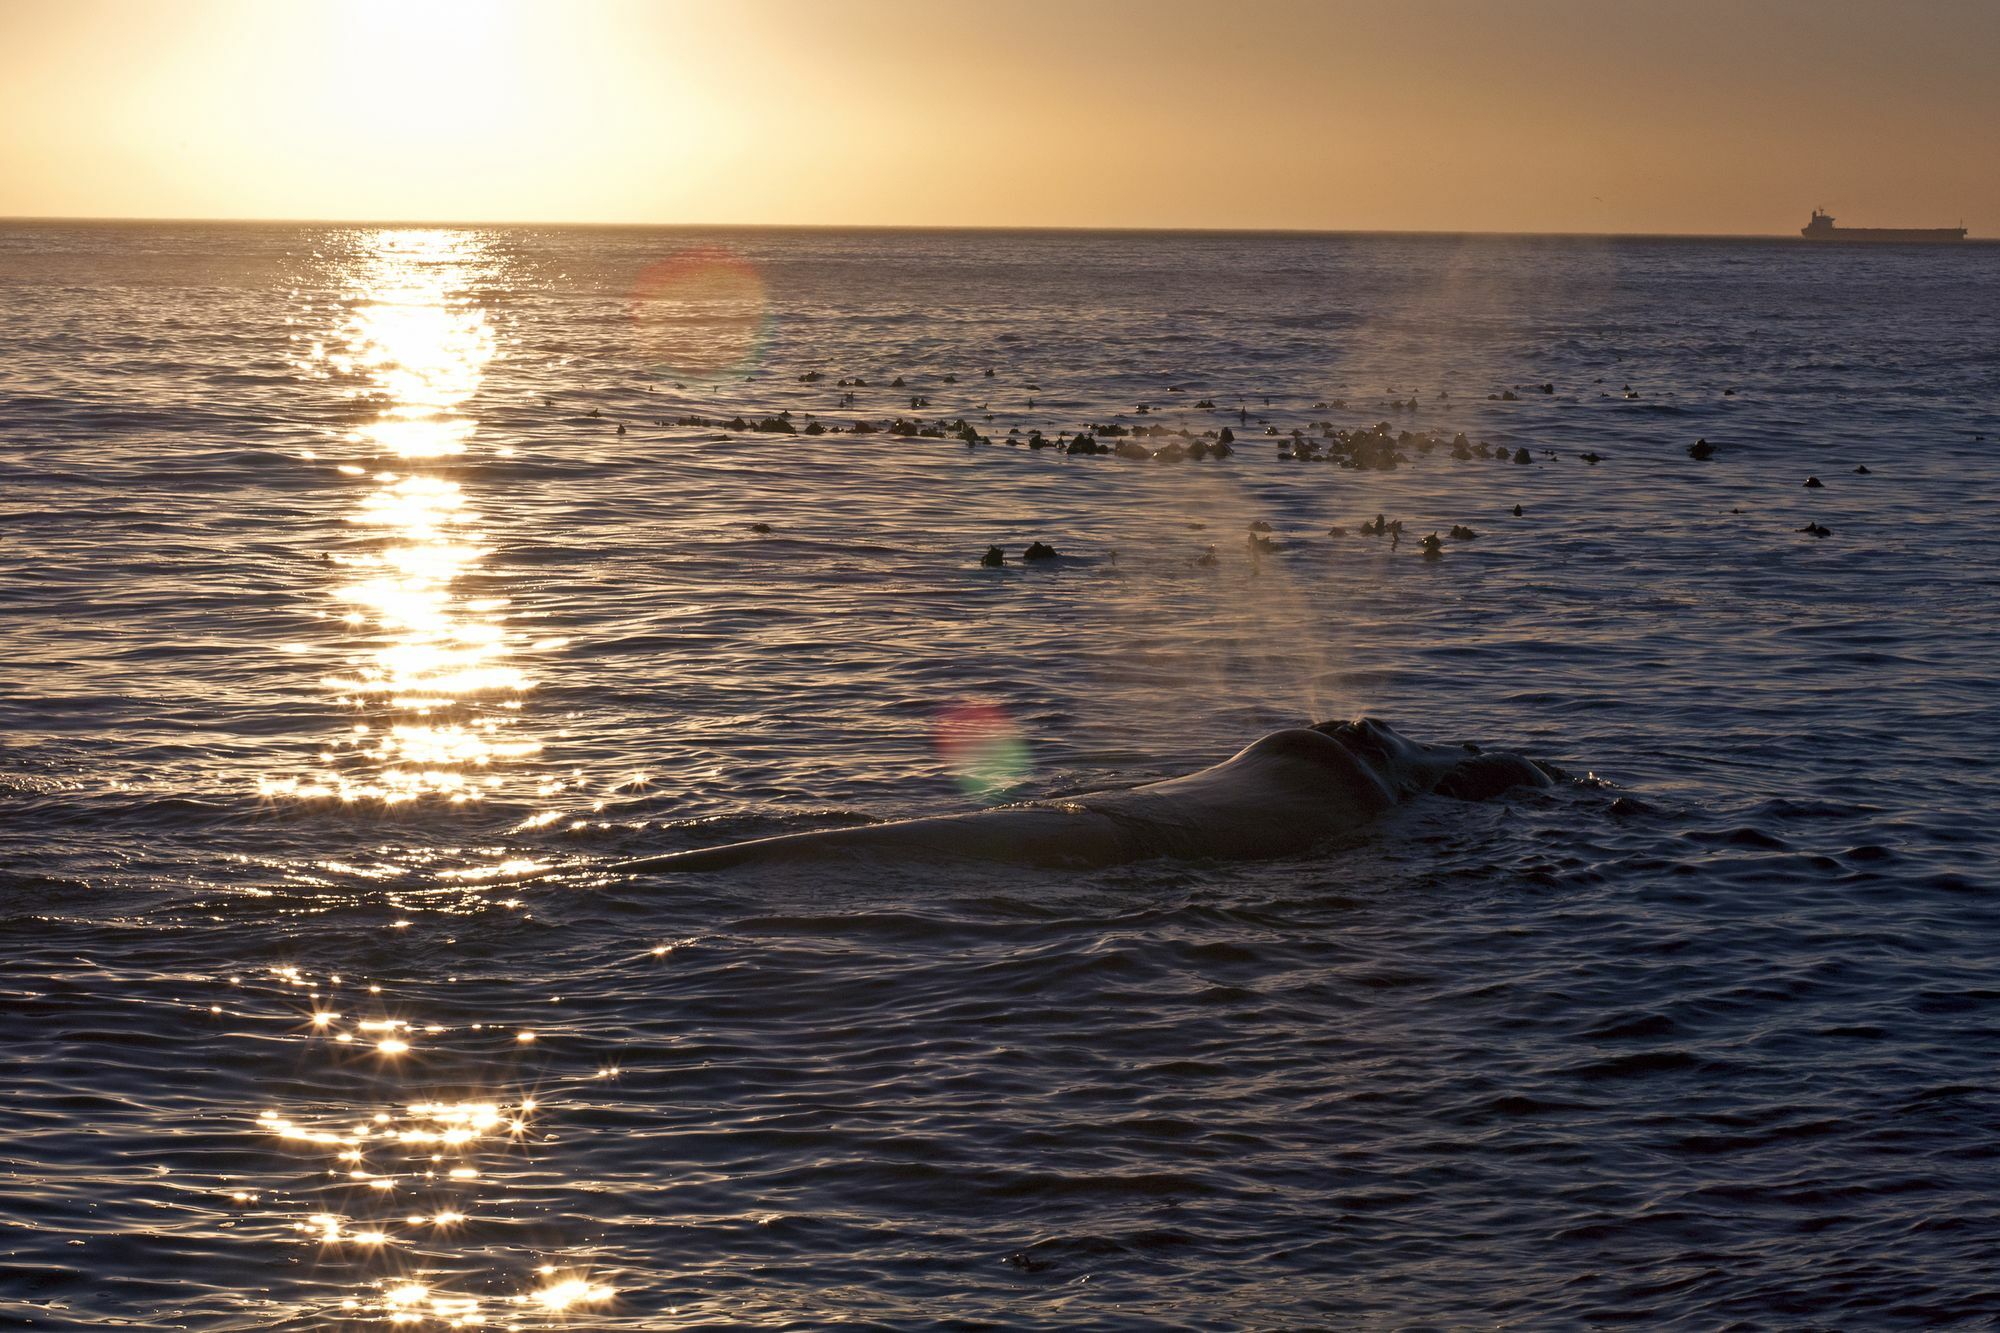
left=1237, top=725, right=1357, bottom=763
left=603, top=719, right=1566, bottom=875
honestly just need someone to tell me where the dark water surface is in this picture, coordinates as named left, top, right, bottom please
left=3, top=222, right=1998, bottom=1327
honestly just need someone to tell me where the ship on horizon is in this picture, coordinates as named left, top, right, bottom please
left=1800, top=208, right=1967, bottom=244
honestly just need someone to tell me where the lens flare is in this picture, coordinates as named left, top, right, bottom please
left=935, top=702, right=1031, bottom=800
left=629, top=247, right=770, bottom=380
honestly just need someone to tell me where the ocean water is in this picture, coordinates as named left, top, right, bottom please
left=2, top=221, right=1997, bottom=1328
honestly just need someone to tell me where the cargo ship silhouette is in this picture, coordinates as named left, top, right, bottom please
left=1800, top=208, right=1967, bottom=244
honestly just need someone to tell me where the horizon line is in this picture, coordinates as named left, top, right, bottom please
left=1, top=213, right=1988, bottom=244
left=0, top=211, right=1849, bottom=242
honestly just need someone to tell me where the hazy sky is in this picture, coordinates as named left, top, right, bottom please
left=2, top=0, right=1995, bottom=235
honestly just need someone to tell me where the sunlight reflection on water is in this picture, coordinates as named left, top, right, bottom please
left=247, top=233, right=614, bottom=1326
left=271, top=230, right=542, bottom=807
left=239, top=960, right=616, bottom=1327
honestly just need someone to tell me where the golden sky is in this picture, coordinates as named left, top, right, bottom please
left=2, top=0, right=1994, bottom=235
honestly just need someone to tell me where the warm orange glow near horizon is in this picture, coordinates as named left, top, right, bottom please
left=1, top=0, right=1995, bottom=236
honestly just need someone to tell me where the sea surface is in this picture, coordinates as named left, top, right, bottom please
left=2, top=221, right=1997, bottom=1328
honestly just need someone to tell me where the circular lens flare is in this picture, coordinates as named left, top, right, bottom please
left=629, top=247, right=769, bottom=380
left=935, top=702, right=1030, bottom=800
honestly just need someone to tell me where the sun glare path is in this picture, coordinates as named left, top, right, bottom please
left=222, top=964, right=615, bottom=1325
left=274, top=229, right=539, bottom=807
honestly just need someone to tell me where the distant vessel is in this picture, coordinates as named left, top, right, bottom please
left=1800, top=208, right=1967, bottom=244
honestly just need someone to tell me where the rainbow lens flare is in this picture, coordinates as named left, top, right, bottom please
left=629, top=247, right=770, bottom=380
left=935, top=702, right=1031, bottom=800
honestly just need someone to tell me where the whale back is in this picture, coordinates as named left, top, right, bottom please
left=606, top=719, right=1560, bottom=876
left=1062, top=727, right=1400, bottom=860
